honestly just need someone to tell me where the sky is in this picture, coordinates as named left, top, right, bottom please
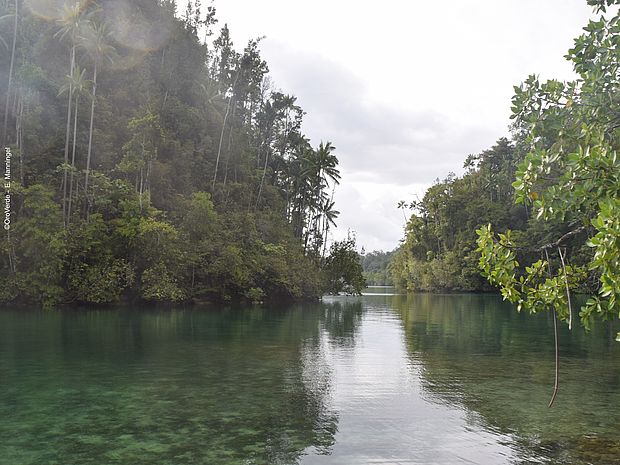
left=212, top=0, right=594, bottom=252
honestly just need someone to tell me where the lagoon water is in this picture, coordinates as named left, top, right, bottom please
left=1, top=289, right=619, bottom=464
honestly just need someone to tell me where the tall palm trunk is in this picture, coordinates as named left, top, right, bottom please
left=222, top=105, right=236, bottom=188
left=62, top=45, right=75, bottom=225
left=1, top=0, right=17, bottom=149
left=84, top=60, right=97, bottom=218
left=67, top=92, right=79, bottom=223
left=138, top=136, right=146, bottom=211
left=212, top=93, right=232, bottom=191
left=213, top=73, right=239, bottom=191
left=255, top=147, right=269, bottom=209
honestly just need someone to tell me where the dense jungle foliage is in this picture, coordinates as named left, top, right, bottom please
left=391, top=137, right=529, bottom=292
left=0, top=0, right=365, bottom=307
left=393, top=0, right=620, bottom=335
left=477, top=0, right=620, bottom=334
left=360, top=249, right=394, bottom=286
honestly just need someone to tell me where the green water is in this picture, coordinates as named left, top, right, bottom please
left=1, top=291, right=619, bottom=464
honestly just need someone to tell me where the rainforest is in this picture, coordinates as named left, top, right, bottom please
left=0, top=0, right=365, bottom=308
left=2, top=0, right=620, bottom=464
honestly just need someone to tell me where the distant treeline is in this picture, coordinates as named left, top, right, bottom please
left=390, top=136, right=593, bottom=294
left=0, top=0, right=364, bottom=307
left=360, top=250, right=394, bottom=286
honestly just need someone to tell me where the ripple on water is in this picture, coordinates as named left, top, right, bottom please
left=1, top=295, right=619, bottom=464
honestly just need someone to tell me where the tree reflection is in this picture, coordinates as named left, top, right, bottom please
left=319, top=300, right=364, bottom=347
left=389, top=293, right=620, bottom=465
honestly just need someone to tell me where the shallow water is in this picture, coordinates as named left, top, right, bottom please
left=1, top=290, right=619, bottom=464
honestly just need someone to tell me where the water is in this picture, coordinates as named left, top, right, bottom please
left=1, top=290, right=619, bottom=464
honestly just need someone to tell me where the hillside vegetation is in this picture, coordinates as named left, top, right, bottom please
left=0, top=0, right=364, bottom=307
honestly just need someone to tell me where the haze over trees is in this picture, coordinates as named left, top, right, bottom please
left=0, top=0, right=365, bottom=307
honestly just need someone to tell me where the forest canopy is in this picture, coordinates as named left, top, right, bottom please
left=0, top=0, right=365, bottom=307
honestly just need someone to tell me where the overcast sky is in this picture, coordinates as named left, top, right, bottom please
left=213, top=0, right=593, bottom=252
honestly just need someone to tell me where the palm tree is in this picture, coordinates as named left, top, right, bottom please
left=80, top=21, right=114, bottom=216
left=300, top=142, right=340, bottom=255
left=254, top=98, right=278, bottom=208
left=1, top=0, right=18, bottom=148
left=311, top=141, right=341, bottom=188
left=55, top=1, right=91, bottom=225
left=254, top=92, right=302, bottom=208
left=58, top=65, right=89, bottom=223
left=212, top=83, right=235, bottom=191
left=320, top=198, right=339, bottom=258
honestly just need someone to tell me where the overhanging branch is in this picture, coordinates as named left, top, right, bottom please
left=537, top=226, right=587, bottom=252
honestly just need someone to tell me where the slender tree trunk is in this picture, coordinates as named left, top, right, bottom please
left=222, top=105, right=235, bottom=188
left=322, top=224, right=330, bottom=258
left=139, top=167, right=144, bottom=210
left=138, top=136, right=145, bottom=210
left=162, top=88, right=168, bottom=111
left=285, top=181, right=290, bottom=221
left=6, top=228, right=14, bottom=273
left=1, top=0, right=18, bottom=149
left=321, top=188, right=335, bottom=257
left=84, top=61, right=97, bottom=219
left=303, top=214, right=311, bottom=254
left=145, top=158, right=152, bottom=193
left=212, top=94, right=232, bottom=191
left=67, top=93, right=79, bottom=224
left=63, top=44, right=75, bottom=225
left=255, top=148, right=269, bottom=209
left=11, top=86, right=17, bottom=115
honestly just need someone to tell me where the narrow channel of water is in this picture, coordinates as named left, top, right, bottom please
left=1, top=290, right=619, bottom=464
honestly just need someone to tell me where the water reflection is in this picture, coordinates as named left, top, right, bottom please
left=1, top=296, right=620, bottom=464
left=303, top=297, right=517, bottom=464
left=0, top=306, right=339, bottom=464
left=390, top=293, right=620, bottom=465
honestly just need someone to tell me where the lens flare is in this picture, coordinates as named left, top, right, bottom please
left=103, top=0, right=172, bottom=53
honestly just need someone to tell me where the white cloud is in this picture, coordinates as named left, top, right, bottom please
left=213, top=0, right=594, bottom=251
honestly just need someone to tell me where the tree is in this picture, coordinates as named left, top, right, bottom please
left=477, top=0, right=620, bottom=339
left=9, top=185, right=66, bottom=308
left=58, top=65, right=89, bottom=223
left=117, top=111, right=163, bottom=210
left=55, top=1, right=92, bottom=225
left=1, top=0, right=18, bottom=148
left=0, top=0, right=338, bottom=306
left=323, top=235, right=366, bottom=295
left=80, top=21, right=114, bottom=216
left=391, top=141, right=521, bottom=294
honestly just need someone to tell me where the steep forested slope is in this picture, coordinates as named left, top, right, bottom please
left=0, top=0, right=349, bottom=306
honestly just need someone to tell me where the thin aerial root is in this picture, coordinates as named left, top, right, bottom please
left=558, top=246, right=573, bottom=331
left=544, top=249, right=559, bottom=408
left=548, top=307, right=559, bottom=408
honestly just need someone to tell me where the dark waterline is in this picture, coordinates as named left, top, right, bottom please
left=1, top=291, right=619, bottom=464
